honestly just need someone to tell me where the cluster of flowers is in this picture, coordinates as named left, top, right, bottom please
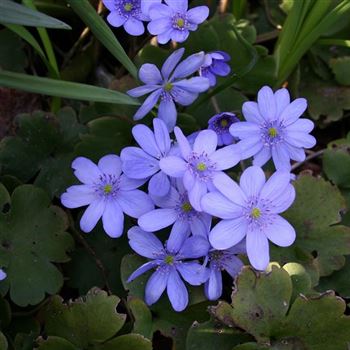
left=61, top=85, right=316, bottom=311
left=103, top=0, right=209, bottom=43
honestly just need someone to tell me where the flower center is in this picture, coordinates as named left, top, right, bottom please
left=251, top=207, right=261, bottom=219
left=164, top=255, right=174, bottom=265
left=268, top=127, right=278, bottom=138
left=196, top=162, right=207, bottom=171
left=124, top=2, right=133, bottom=11
left=103, top=184, right=113, bottom=194
left=220, top=119, right=228, bottom=127
left=182, top=202, right=192, bottom=212
left=172, top=14, right=187, bottom=30
left=176, top=18, right=184, bottom=28
left=164, top=82, right=173, bottom=92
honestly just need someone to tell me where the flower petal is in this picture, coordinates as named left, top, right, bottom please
left=237, top=137, right=263, bottom=159
left=210, top=144, right=241, bottom=170
left=165, top=0, right=187, bottom=12
left=132, top=124, right=160, bottom=157
left=72, top=157, right=101, bottom=184
left=177, top=262, right=209, bottom=285
left=271, top=144, right=291, bottom=170
left=193, top=130, right=217, bottom=155
left=119, top=174, right=147, bottom=190
left=246, top=227, right=270, bottom=270
left=171, top=87, right=198, bottom=106
left=178, top=236, right=210, bottom=258
left=239, top=166, right=266, bottom=198
left=167, top=219, right=190, bottom=253
left=172, top=52, right=205, bottom=79
left=205, top=267, right=222, bottom=300
left=145, top=268, right=168, bottom=306
left=212, top=172, right=247, bottom=206
left=102, top=200, right=124, bottom=238
left=153, top=118, right=171, bottom=155
left=174, top=127, right=191, bottom=159
left=61, top=185, right=96, bottom=208
left=161, top=48, right=185, bottom=81
left=149, top=3, right=173, bottom=20
left=148, top=17, right=171, bottom=34
left=133, top=89, right=161, bottom=121
left=190, top=215, right=210, bottom=238
left=148, top=171, right=171, bottom=197
left=279, top=98, right=307, bottom=125
left=285, top=144, right=305, bottom=162
left=138, top=63, right=162, bottom=85
left=127, top=261, right=158, bottom=283
left=173, top=77, right=210, bottom=93
left=229, top=121, right=260, bottom=139
left=188, top=179, right=207, bottom=211
left=80, top=199, right=105, bottom=233
left=253, top=147, right=271, bottom=166
left=117, top=189, right=154, bottom=218
left=258, top=86, right=276, bottom=121
left=0, top=269, right=6, bottom=281
left=98, top=154, right=122, bottom=177
left=124, top=17, right=145, bottom=36
left=160, top=156, right=187, bottom=177
left=284, top=132, right=316, bottom=149
left=201, top=191, right=242, bottom=219
left=221, top=255, right=243, bottom=278
left=127, top=85, right=160, bottom=98
left=274, top=88, right=290, bottom=116
left=265, top=215, right=296, bottom=247
left=158, top=98, right=177, bottom=132
left=242, top=101, right=264, bottom=124
left=128, top=226, right=164, bottom=258
left=167, top=269, right=188, bottom=312
left=209, top=217, right=247, bottom=250
left=150, top=185, right=180, bottom=208
left=286, top=118, right=314, bottom=133
left=138, top=208, right=177, bottom=232
left=187, top=6, right=209, bottom=24
left=107, top=12, right=126, bottom=27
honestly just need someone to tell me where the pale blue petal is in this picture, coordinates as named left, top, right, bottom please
left=158, top=98, right=177, bottom=132
left=159, top=156, right=187, bottom=177
left=239, top=166, right=266, bottom=198
left=260, top=170, right=291, bottom=203
left=271, top=144, right=291, bottom=170
left=61, top=185, right=96, bottom=209
left=265, top=215, right=296, bottom=247
left=167, top=219, right=190, bottom=253
left=127, top=85, right=160, bottom=98
left=117, top=189, right=154, bottom=218
left=98, top=154, right=122, bottom=177
left=80, top=199, right=105, bottom=233
left=205, top=267, right=222, bottom=300
left=193, top=130, right=217, bottom=155
left=246, top=227, right=269, bottom=271
left=178, top=236, right=209, bottom=258
left=174, top=127, right=191, bottom=159
left=132, top=124, right=160, bottom=157
left=279, top=98, right=307, bottom=125
left=274, top=88, right=290, bottom=116
left=187, top=6, right=209, bottom=24
left=138, top=208, right=177, bottom=232
left=165, top=0, right=187, bottom=12
left=133, top=89, right=161, bottom=120
left=188, top=179, right=207, bottom=211
left=107, top=12, right=126, bottom=27
left=124, top=17, right=145, bottom=36
left=138, top=63, right=162, bottom=85
left=167, top=268, right=188, bottom=312
left=72, top=157, right=101, bottom=184
left=253, top=147, right=271, bottom=166
left=210, top=144, right=241, bottom=170
left=145, top=268, right=168, bottom=305
left=229, top=122, right=260, bottom=139
left=102, top=200, right=124, bottom=238
left=242, top=101, right=265, bottom=124
left=177, top=262, right=209, bottom=285
left=119, top=174, right=147, bottom=190
left=258, top=85, right=276, bottom=121
left=171, top=52, right=205, bottom=79
left=127, top=261, right=158, bottom=283
left=153, top=118, right=171, bottom=155
left=148, top=171, right=171, bottom=197
left=161, top=48, right=185, bottom=80
left=172, top=77, right=210, bottom=93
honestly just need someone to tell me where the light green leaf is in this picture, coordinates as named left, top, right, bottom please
left=0, top=185, right=74, bottom=306
left=0, top=70, right=139, bottom=105
left=67, top=0, right=137, bottom=78
left=0, top=0, right=71, bottom=29
left=36, top=336, right=77, bottom=350
left=43, top=288, right=126, bottom=348
left=96, top=334, right=152, bottom=350
left=329, top=56, right=350, bottom=86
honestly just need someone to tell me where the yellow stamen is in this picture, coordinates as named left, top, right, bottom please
left=196, top=162, right=207, bottom=171
left=176, top=18, right=185, bottom=28
left=182, top=202, right=192, bottom=212
left=251, top=207, right=261, bottom=219
left=165, top=255, right=174, bottom=264
left=124, top=3, right=133, bottom=11
left=164, top=82, right=173, bottom=91
left=104, top=184, right=113, bottom=194
left=268, top=127, right=278, bottom=138
left=220, top=119, right=228, bottom=127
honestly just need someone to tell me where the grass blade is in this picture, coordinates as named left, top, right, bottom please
left=0, top=70, right=139, bottom=106
left=67, top=0, right=137, bottom=79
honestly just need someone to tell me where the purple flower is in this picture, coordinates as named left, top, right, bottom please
left=205, top=241, right=245, bottom=300
left=0, top=269, right=6, bottom=281
left=208, top=112, right=240, bottom=146
left=201, top=166, right=296, bottom=271
left=103, top=0, right=160, bottom=36
left=199, top=51, right=231, bottom=86
left=138, top=183, right=212, bottom=252
left=121, top=118, right=172, bottom=197
left=127, top=48, right=209, bottom=131
left=147, top=0, right=209, bottom=44
left=61, top=155, right=154, bottom=238
left=229, top=86, right=316, bottom=170
left=127, top=226, right=209, bottom=311
left=159, top=127, right=241, bottom=211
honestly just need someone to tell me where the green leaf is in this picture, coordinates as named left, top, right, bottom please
left=271, top=174, right=350, bottom=278
left=186, top=318, right=253, bottom=350
left=43, top=288, right=125, bottom=348
left=0, top=70, right=139, bottom=105
left=0, top=185, right=74, bottom=306
left=214, top=266, right=350, bottom=349
left=0, top=331, right=8, bottom=350
left=127, top=297, right=153, bottom=339
left=36, top=336, right=77, bottom=350
left=0, top=0, right=71, bottom=29
left=67, top=0, right=137, bottom=78
left=0, top=295, right=11, bottom=328
left=329, top=56, right=350, bottom=86
left=96, top=334, right=152, bottom=350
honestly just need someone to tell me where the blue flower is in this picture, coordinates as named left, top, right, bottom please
left=147, top=0, right=209, bottom=44
left=127, top=226, right=209, bottom=311
left=121, top=118, right=173, bottom=197
left=201, top=166, right=296, bottom=271
left=61, top=155, right=154, bottom=238
left=159, top=127, right=241, bottom=211
left=0, top=269, right=6, bottom=281
left=208, top=112, right=239, bottom=146
left=103, top=0, right=160, bottom=36
left=199, top=51, right=231, bottom=86
left=229, top=86, right=316, bottom=170
left=138, top=182, right=212, bottom=252
left=205, top=241, right=245, bottom=300
left=127, top=48, right=209, bottom=131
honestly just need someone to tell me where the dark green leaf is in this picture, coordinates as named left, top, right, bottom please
left=96, top=334, right=152, bottom=350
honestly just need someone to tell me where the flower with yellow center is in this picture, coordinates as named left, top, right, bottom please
left=250, top=207, right=261, bottom=219
left=268, top=127, right=278, bottom=138
left=196, top=162, right=207, bottom=171
left=220, top=119, right=228, bottom=127
left=164, top=255, right=174, bottom=265
left=164, top=82, right=173, bottom=92
left=123, top=2, right=133, bottom=11
left=103, top=184, right=113, bottom=194
left=181, top=202, right=193, bottom=213
left=176, top=18, right=185, bottom=28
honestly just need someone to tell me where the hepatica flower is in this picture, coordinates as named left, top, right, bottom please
left=127, top=226, right=209, bottom=311
left=61, top=155, right=154, bottom=238
left=121, top=118, right=172, bottom=197
left=138, top=184, right=211, bottom=252
left=208, top=112, right=239, bottom=146
left=229, top=86, right=316, bottom=170
left=160, top=127, right=241, bottom=211
left=147, top=0, right=209, bottom=44
left=103, top=0, right=160, bottom=35
left=205, top=241, right=245, bottom=300
left=127, top=48, right=209, bottom=131
left=201, top=166, right=296, bottom=271
left=199, top=51, right=231, bottom=87
left=0, top=269, right=6, bottom=281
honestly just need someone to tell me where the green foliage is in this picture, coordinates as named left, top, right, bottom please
left=0, top=185, right=74, bottom=306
